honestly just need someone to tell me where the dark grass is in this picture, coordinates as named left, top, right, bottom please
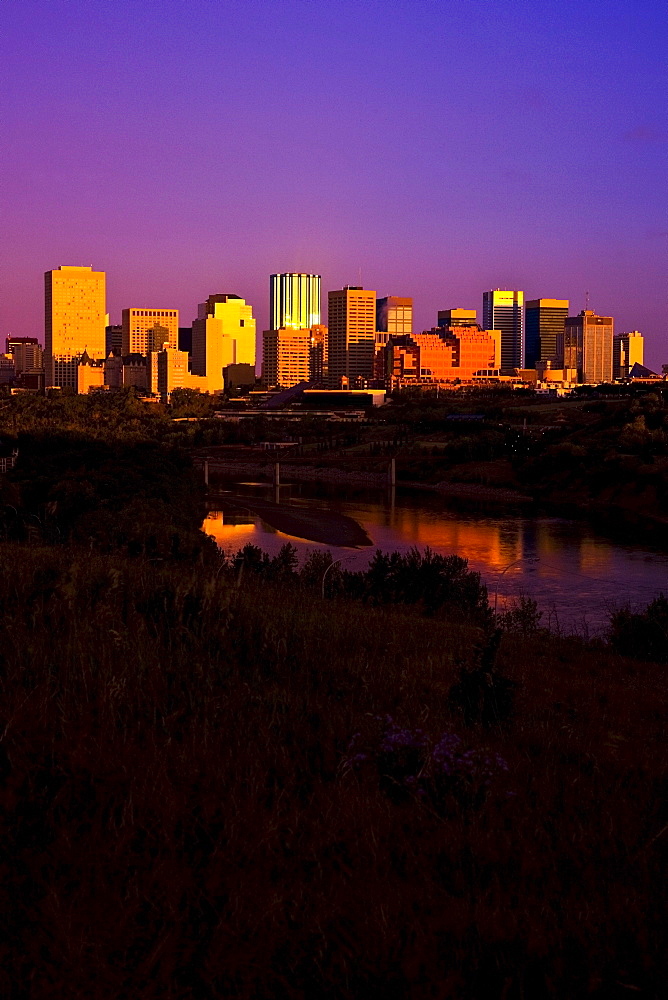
left=0, top=544, right=666, bottom=998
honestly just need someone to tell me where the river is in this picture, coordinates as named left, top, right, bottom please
left=203, top=481, right=668, bottom=635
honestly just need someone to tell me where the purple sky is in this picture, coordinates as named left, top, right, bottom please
left=1, top=0, right=666, bottom=367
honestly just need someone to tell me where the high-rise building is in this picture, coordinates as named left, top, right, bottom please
left=191, top=294, right=256, bottom=392
left=262, top=328, right=310, bottom=388
left=560, top=310, right=614, bottom=384
left=613, top=331, right=644, bottom=379
left=437, top=308, right=478, bottom=329
left=525, top=299, right=569, bottom=368
left=482, top=289, right=524, bottom=370
left=121, top=308, right=178, bottom=356
left=45, top=266, right=106, bottom=389
left=0, top=355, right=16, bottom=385
left=105, top=324, right=123, bottom=356
left=309, top=325, right=328, bottom=384
left=375, top=297, right=413, bottom=378
left=6, top=337, right=43, bottom=375
left=178, top=327, right=193, bottom=355
left=153, top=347, right=207, bottom=402
left=376, top=296, right=413, bottom=336
left=270, top=273, right=321, bottom=330
left=328, top=286, right=376, bottom=387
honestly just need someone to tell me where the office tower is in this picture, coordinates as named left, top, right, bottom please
left=561, top=310, right=614, bottom=384
left=150, top=347, right=209, bottom=402
left=270, top=273, right=321, bottom=330
left=44, top=266, right=106, bottom=389
left=524, top=299, right=569, bottom=369
left=309, top=324, right=328, bottom=383
left=105, top=324, right=123, bottom=356
left=191, top=294, right=256, bottom=392
left=613, top=331, right=644, bottom=379
left=0, top=355, right=16, bottom=385
left=178, top=327, right=192, bottom=355
left=328, top=286, right=376, bottom=387
left=121, top=308, right=178, bottom=356
left=482, top=289, right=524, bottom=370
left=376, top=297, right=413, bottom=336
left=6, top=336, right=43, bottom=375
left=262, top=328, right=310, bottom=388
left=437, top=308, right=478, bottom=329
left=375, top=297, right=413, bottom=378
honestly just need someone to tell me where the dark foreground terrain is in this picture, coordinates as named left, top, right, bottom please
left=0, top=391, right=665, bottom=997
left=0, top=542, right=666, bottom=999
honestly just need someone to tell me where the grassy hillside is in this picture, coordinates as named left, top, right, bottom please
left=0, top=544, right=665, bottom=998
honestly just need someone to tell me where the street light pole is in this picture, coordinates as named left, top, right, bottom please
left=321, top=558, right=343, bottom=600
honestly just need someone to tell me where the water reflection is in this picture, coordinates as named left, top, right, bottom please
left=203, top=485, right=668, bottom=634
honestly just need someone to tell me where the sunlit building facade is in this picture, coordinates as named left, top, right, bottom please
left=525, top=299, right=569, bottom=369
left=613, top=330, right=644, bottom=379
left=153, top=347, right=208, bottom=402
left=560, top=310, right=614, bottom=384
left=191, top=294, right=256, bottom=392
left=437, top=308, right=478, bottom=329
left=270, top=273, right=321, bottom=331
left=45, top=265, right=106, bottom=389
left=262, top=328, right=310, bottom=388
left=309, top=324, right=328, bottom=383
left=385, top=327, right=500, bottom=385
left=483, top=289, right=524, bottom=370
left=328, top=286, right=376, bottom=387
left=77, top=357, right=105, bottom=394
left=376, top=296, right=413, bottom=336
left=121, top=308, right=179, bottom=356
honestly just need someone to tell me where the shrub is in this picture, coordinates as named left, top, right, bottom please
left=609, top=594, right=668, bottom=662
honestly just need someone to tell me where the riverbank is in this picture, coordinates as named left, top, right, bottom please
left=198, top=455, right=668, bottom=545
left=200, top=457, right=535, bottom=504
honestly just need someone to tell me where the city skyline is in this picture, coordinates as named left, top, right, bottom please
left=1, top=0, right=666, bottom=367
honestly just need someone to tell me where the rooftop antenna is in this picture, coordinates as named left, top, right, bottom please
left=585, top=290, right=590, bottom=310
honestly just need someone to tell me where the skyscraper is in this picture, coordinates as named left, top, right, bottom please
left=613, top=331, right=644, bottom=379
left=561, top=310, right=614, bottom=384
left=121, top=308, right=179, bottom=355
left=328, top=286, right=376, bottom=387
left=482, top=289, right=524, bottom=370
left=525, top=299, right=569, bottom=368
left=6, top=337, right=43, bottom=375
left=262, top=328, right=310, bottom=388
left=437, top=308, right=478, bottom=329
left=191, top=294, right=256, bottom=392
left=376, top=297, right=413, bottom=336
left=270, top=274, right=321, bottom=330
left=45, top=266, right=106, bottom=389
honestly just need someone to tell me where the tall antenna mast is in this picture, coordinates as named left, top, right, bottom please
left=585, top=289, right=590, bottom=310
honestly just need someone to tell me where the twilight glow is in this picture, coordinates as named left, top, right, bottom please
left=1, top=0, right=666, bottom=367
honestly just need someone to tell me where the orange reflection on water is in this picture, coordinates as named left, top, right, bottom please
left=358, top=504, right=522, bottom=571
left=202, top=511, right=259, bottom=551
left=578, top=536, right=613, bottom=575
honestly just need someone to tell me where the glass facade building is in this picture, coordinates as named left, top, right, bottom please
left=270, top=273, right=321, bottom=331
left=482, top=289, right=524, bottom=370
left=525, top=299, right=569, bottom=368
